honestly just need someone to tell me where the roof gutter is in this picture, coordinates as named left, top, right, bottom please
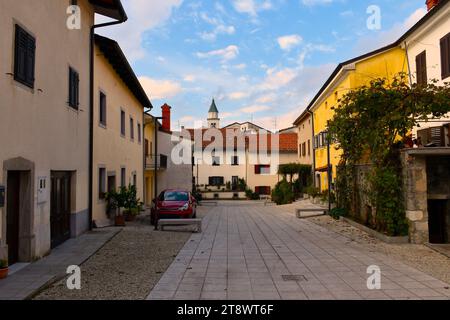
left=88, top=17, right=127, bottom=230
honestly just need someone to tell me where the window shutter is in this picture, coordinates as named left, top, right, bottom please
left=416, top=51, right=427, bottom=85
left=75, top=71, right=79, bottom=107
left=14, top=26, right=27, bottom=82
left=26, top=35, right=36, bottom=85
left=441, top=34, right=450, bottom=79
left=255, top=165, right=260, bottom=174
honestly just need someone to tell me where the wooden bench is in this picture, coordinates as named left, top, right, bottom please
left=295, top=208, right=329, bottom=219
left=158, top=219, right=202, bottom=233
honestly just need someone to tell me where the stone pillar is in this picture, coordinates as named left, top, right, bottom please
left=402, top=152, right=429, bottom=243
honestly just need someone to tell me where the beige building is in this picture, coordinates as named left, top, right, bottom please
left=293, top=110, right=313, bottom=165
left=144, top=106, right=193, bottom=206
left=0, top=0, right=126, bottom=265
left=188, top=101, right=298, bottom=199
left=92, top=35, right=152, bottom=226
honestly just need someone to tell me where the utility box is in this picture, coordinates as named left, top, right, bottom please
left=0, top=185, right=5, bottom=207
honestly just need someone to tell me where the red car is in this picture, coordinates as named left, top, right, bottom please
left=151, top=189, right=197, bottom=225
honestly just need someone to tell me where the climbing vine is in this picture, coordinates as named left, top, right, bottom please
left=328, top=73, right=450, bottom=236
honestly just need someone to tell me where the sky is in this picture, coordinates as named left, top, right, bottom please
left=97, top=0, right=428, bottom=131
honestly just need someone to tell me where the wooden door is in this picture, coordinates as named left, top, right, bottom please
left=6, top=171, right=20, bottom=265
left=51, top=172, right=71, bottom=248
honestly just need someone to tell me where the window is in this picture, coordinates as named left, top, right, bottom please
left=308, top=140, right=311, bottom=156
left=130, top=117, right=134, bottom=140
left=299, top=144, right=302, bottom=157
left=137, top=123, right=142, bottom=143
left=209, top=176, right=224, bottom=186
left=416, top=51, right=427, bottom=86
left=302, top=143, right=306, bottom=157
left=232, top=156, right=239, bottom=166
left=120, top=110, right=126, bottom=136
left=441, top=33, right=450, bottom=79
left=255, top=186, right=271, bottom=195
left=133, top=173, right=137, bottom=187
left=121, top=168, right=126, bottom=187
left=99, top=92, right=107, bottom=125
left=98, top=168, right=106, bottom=199
left=14, top=24, right=36, bottom=88
left=255, top=165, right=270, bottom=175
left=68, top=67, right=79, bottom=109
left=145, top=139, right=150, bottom=156
left=212, top=156, right=220, bottom=166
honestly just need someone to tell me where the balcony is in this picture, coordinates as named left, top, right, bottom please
left=145, top=154, right=168, bottom=170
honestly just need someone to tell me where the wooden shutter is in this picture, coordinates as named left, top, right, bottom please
left=26, top=35, right=36, bottom=86
left=416, top=51, right=427, bottom=86
left=14, top=26, right=28, bottom=84
left=441, top=34, right=450, bottom=79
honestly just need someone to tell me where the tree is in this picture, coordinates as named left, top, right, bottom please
left=328, top=74, right=450, bottom=236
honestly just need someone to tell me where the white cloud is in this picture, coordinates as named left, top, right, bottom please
left=139, top=76, right=183, bottom=100
left=228, top=91, right=250, bottom=100
left=231, top=0, right=273, bottom=17
left=256, top=93, right=276, bottom=103
left=199, top=12, right=236, bottom=41
left=183, top=74, right=196, bottom=82
left=355, top=8, right=427, bottom=54
left=240, top=105, right=271, bottom=114
left=196, top=45, right=240, bottom=62
left=301, top=0, right=333, bottom=6
left=278, top=34, right=303, bottom=51
left=259, top=68, right=298, bottom=90
left=96, top=0, right=183, bottom=61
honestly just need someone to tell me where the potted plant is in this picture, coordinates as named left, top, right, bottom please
left=123, top=185, right=143, bottom=222
left=105, top=187, right=127, bottom=226
left=0, top=260, right=8, bottom=279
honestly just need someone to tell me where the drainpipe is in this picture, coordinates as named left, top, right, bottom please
left=403, top=41, right=413, bottom=86
left=307, top=109, right=316, bottom=187
left=88, top=17, right=127, bottom=230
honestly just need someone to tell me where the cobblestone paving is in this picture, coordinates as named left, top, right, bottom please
left=148, top=203, right=450, bottom=300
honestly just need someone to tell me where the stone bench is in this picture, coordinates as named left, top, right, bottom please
left=295, top=208, right=329, bottom=219
left=158, top=219, right=202, bottom=233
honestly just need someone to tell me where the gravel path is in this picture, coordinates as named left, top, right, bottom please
left=308, top=215, right=450, bottom=284
left=34, top=207, right=209, bottom=300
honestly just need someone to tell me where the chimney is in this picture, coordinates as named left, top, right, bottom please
left=161, top=103, right=171, bottom=132
left=426, top=0, right=440, bottom=11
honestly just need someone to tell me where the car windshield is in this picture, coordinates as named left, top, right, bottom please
left=160, top=191, right=189, bottom=201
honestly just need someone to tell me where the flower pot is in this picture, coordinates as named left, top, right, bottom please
left=115, top=215, right=126, bottom=226
left=0, top=268, right=8, bottom=280
left=124, top=212, right=136, bottom=222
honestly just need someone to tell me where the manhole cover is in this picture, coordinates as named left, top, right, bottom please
left=282, top=275, right=307, bottom=282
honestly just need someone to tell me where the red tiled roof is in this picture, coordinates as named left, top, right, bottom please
left=182, top=129, right=298, bottom=153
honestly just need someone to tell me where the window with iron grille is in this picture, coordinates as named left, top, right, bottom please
left=130, top=117, right=134, bottom=140
left=14, top=24, right=35, bottom=88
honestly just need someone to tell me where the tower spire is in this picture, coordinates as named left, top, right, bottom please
left=207, top=98, right=220, bottom=128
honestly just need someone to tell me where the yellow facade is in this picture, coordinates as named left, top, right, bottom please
left=312, top=47, right=408, bottom=191
left=143, top=117, right=156, bottom=207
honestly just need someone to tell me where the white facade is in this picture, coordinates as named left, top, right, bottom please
left=402, top=1, right=450, bottom=137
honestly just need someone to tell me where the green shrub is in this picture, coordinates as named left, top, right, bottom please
left=0, top=259, right=7, bottom=268
left=271, top=180, right=295, bottom=205
left=330, top=208, right=347, bottom=220
left=245, top=188, right=259, bottom=200
left=306, top=186, right=320, bottom=198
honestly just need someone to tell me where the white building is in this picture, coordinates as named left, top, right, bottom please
left=401, top=0, right=450, bottom=143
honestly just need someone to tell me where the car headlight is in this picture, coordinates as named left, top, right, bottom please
left=179, top=203, right=189, bottom=211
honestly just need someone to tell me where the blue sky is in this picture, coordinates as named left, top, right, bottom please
left=98, top=0, right=428, bottom=131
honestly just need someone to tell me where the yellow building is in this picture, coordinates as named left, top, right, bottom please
left=92, top=35, right=153, bottom=226
left=308, top=45, right=408, bottom=191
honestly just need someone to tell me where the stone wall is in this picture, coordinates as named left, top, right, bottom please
left=401, top=152, right=429, bottom=244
